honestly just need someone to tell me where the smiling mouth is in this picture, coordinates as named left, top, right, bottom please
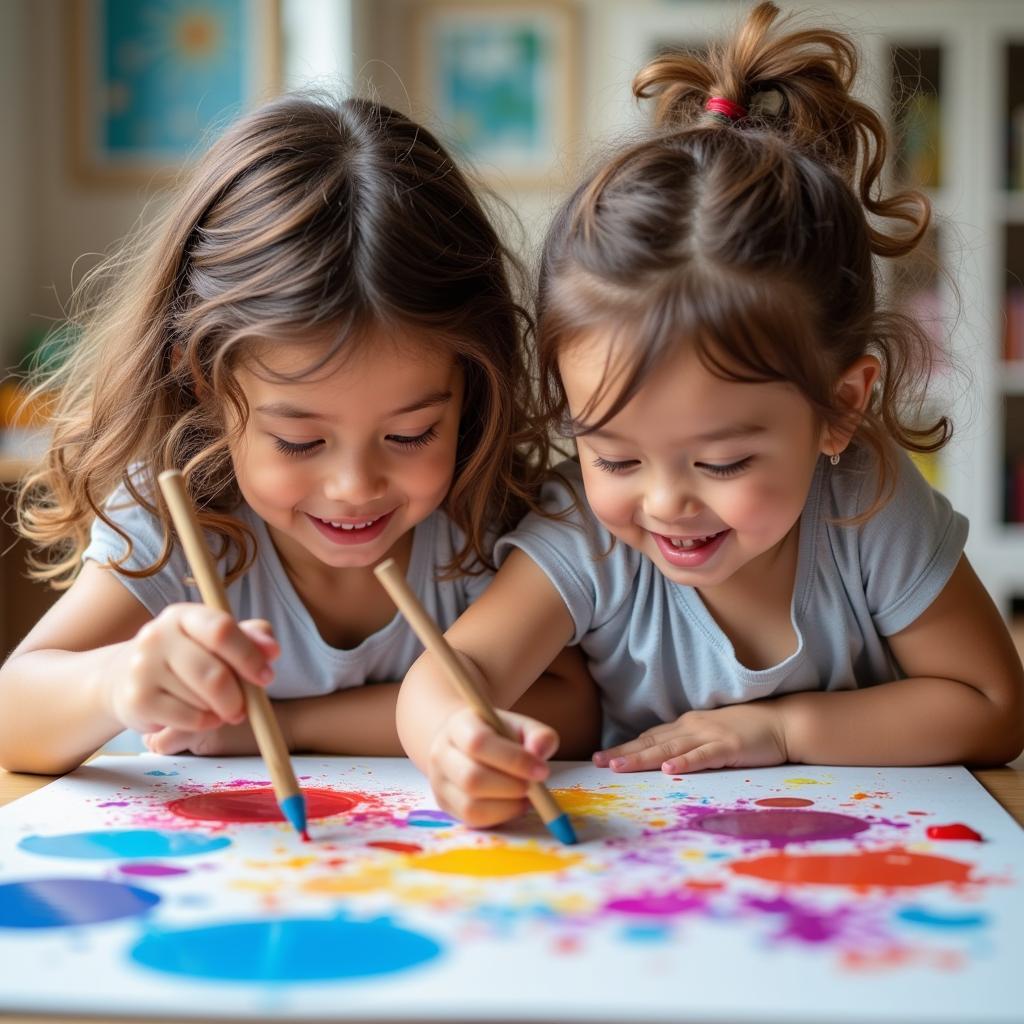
left=313, top=514, right=386, bottom=532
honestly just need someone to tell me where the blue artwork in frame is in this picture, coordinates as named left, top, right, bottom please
left=415, top=3, right=577, bottom=187
left=70, top=0, right=280, bottom=185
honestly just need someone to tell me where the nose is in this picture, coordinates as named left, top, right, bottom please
left=643, top=471, right=703, bottom=524
left=322, top=451, right=386, bottom=507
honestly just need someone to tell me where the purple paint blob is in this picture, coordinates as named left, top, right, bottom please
left=98, top=801, right=130, bottom=807
left=695, top=809, right=869, bottom=846
left=119, top=863, right=190, bottom=878
left=744, top=894, right=849, bottom=944
left=605, top=892, right=706, bottom=917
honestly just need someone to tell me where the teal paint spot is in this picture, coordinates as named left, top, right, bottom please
left=145, top=770, right=179, bottom=777
left=897, top=906, right=988, bottom=930
left=131, top=915, right=443, bottom=982
left=19, top=830, right=230, bottom=860
left=405, top=810, right=456, bottom=828
left=0, top=878, right=159, bottom=928
left=622, top=923, right=672, bottom=942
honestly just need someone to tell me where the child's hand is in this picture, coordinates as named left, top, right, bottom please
left=107, top=609, right=278, bottom=735
left=428, top=706, right=558, bottom=828
left=593, top=702, right=788, bottom=774
left=144, top=720, right=260, bottom=757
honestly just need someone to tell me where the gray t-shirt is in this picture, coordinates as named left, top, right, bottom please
left=495, top=447, right=968, bottom=749
left=83, top=490, right=491, bottom=702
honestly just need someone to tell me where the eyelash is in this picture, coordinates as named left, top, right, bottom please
left=592, top=456, right=753, bottom=477
left=273, top=426, right=439, bottom=458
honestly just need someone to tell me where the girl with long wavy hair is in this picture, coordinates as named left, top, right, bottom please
left=0, top=94, right=598, bottom=775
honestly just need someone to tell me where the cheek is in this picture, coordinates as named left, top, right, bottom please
left=579, top=468, right=636, bottom=530
left=232, top=438, right=308, bottom=507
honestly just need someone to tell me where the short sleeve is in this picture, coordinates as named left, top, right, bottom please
left=493, top=462, right=639, bottom=644
left=852, top=449, right=968, bottom=636
left=81, top=486, right=190, bottom=615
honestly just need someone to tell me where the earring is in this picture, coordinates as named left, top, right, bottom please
left=830, top=452, right=841, bottom=466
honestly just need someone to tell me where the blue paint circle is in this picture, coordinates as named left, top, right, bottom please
left=0, top=878, right=160, bottom=929
left=131, top=916, right=443, bottom=982
left=405, top=810, right=455, bottom=828
left=18, top=830, right=231, bottom=860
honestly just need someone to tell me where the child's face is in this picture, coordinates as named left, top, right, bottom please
left=559, top=332, right=828, bottom=590
left=229, top=329, right=463, bottom=572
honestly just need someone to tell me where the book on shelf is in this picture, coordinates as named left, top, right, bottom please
left=1005, top=457, right=1024, bottom=524
left=1005, top=288, right=1024, bottom=363
left=898, top=91, right=941, bottom=190
left=1009, top=103, right=1024, bottom=192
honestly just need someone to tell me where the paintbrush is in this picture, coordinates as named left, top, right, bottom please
left=373, top=557, right=577, bottom=845
left=157, top=469, right=308, bottom=840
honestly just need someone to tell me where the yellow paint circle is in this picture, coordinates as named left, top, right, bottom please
left=410, top=846, right=582, bottom=877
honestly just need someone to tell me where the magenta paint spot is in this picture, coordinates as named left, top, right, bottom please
left=755, top=797, right=814, bottom=808
left=926, top=822, right=983, bottom=842
left=119, top=863, right=190, bottom=878
left=167, top=788, right=361, bottom=824
left=743, top=894, right=850, bottom=945
left=604, top=892, right=705, bottom=917
left=695, top=809, right=868, bottom=846
left=98, top=801, right=130, bottom=807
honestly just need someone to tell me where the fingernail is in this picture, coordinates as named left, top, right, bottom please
left=592, top=752, right=608, bottom=766
left=610, top=757, right=626, bottom=770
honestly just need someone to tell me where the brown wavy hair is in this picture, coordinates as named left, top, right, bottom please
left=537, top=2, right=950, bottom=520
left=18, top=94, right=549, bottom=588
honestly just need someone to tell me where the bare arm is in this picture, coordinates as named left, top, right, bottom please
left=396, top=548, right=577, bottom=771
left=780, top=556, right=1024, bottom=767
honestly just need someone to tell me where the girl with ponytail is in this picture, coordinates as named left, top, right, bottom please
left=398, top=3, right=1024, bottom=829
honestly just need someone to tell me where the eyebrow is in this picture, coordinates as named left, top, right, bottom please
left=588, top=423, right=768, bottom=444
left=255, top=390, right=454, bottom=421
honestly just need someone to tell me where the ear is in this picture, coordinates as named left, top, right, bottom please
left=820, top=354, right=880, bottom=457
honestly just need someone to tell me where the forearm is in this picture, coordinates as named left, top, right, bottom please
left=779, top=676, right=1024, bottom=768
left=0, top=647, right=126, bottom=775
left=279, top=683, right=407, bottom=756
left=395, top=651, right=468, bottom=771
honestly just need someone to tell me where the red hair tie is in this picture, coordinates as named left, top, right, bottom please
left=705, top=96, right=747, bottom=121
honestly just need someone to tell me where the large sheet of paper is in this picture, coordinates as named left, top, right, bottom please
left=0, top=755, right=1019, bottom=1022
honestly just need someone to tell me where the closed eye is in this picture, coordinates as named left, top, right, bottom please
left=387, top=425, right=439, bottom=450
left=697, top=457, right=753, bottom=478
left=272, top=437, right=323, bottom=457
left=592, top=456, right=639, bottom=474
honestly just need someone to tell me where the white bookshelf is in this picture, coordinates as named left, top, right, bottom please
left=601, top=0, right=1024, bottom=613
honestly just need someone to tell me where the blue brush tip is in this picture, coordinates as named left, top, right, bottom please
left=280, top=793, right=309, bottom=840
left=546, top=813, right=578, bottom=846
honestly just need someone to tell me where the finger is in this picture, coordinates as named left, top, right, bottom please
left=239, top=619, right=280, bottom=660
left=436, top=778, right=530, bottom=829
left=504, top=713, right=559, bottom=762
left=594, top=728, right=667, bottom=765
left=662, top=741, right=731, bottom=775
left=444, top=747, right=534, bottom=800
left=140, top=693, right=222, bottom=734
left=146, top=726, right=194, bottom=756
left=609, top=734, right=703, bottom=772
left=450, top=714, right=549, bottom=782
left=178, top=607, right=274, bottom=689
left=164, top=641, right=248, bottom=725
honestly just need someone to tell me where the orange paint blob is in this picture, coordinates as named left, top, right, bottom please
left=729, top=847, right=974, bottom=889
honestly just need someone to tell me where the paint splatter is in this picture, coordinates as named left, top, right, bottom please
left=167, top=788, right=360, bottom=824
left=144, top=770, right=179, bottom=777
left=551, top=788, right=623, bottom=817
left=784, top=777, right=823, bottom=786
left=367, top=841, right=423, bottom=854
left=604, top=892, right=705, bottom=917
left=695, top=809, right=869, bottom=846
left=926, top=823, right=983, bottom=842
left=405, top=809, right=456, bottom=828
left=130, top=915, right=442, bottom=981
left=896, top=906, right=988, bottom=929
left=730, top=848, right=975, bottom=889
left=410, top=846, right=582, bottom=877
left=18, top=830, right=230, bottom=860
left=119, top=863, right=190, bottom=878
left=755, top=797, right=814, bottom=808
left=0, top=878, right=159, bottom=928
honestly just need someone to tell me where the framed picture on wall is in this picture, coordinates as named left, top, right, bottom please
left=68, top=0, right=281, bottom=187
left=412, top=1, right=579, bottom=188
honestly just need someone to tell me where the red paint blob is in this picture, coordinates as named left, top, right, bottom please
left=367, top=841, right=423, bottom=854
left=730, top=847, right=974, bottom=889
left=925, top=822, right=983, bottom=842
left=300, top=830, right=311, bottom=843
left=167, top=788, right=361, bottom=824
left=754, top=797, right=814, bottom=808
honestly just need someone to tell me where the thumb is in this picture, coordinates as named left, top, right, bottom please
left=239, top=618, right=280, bottom=659
left=503, top=712, right=559, bottom=762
